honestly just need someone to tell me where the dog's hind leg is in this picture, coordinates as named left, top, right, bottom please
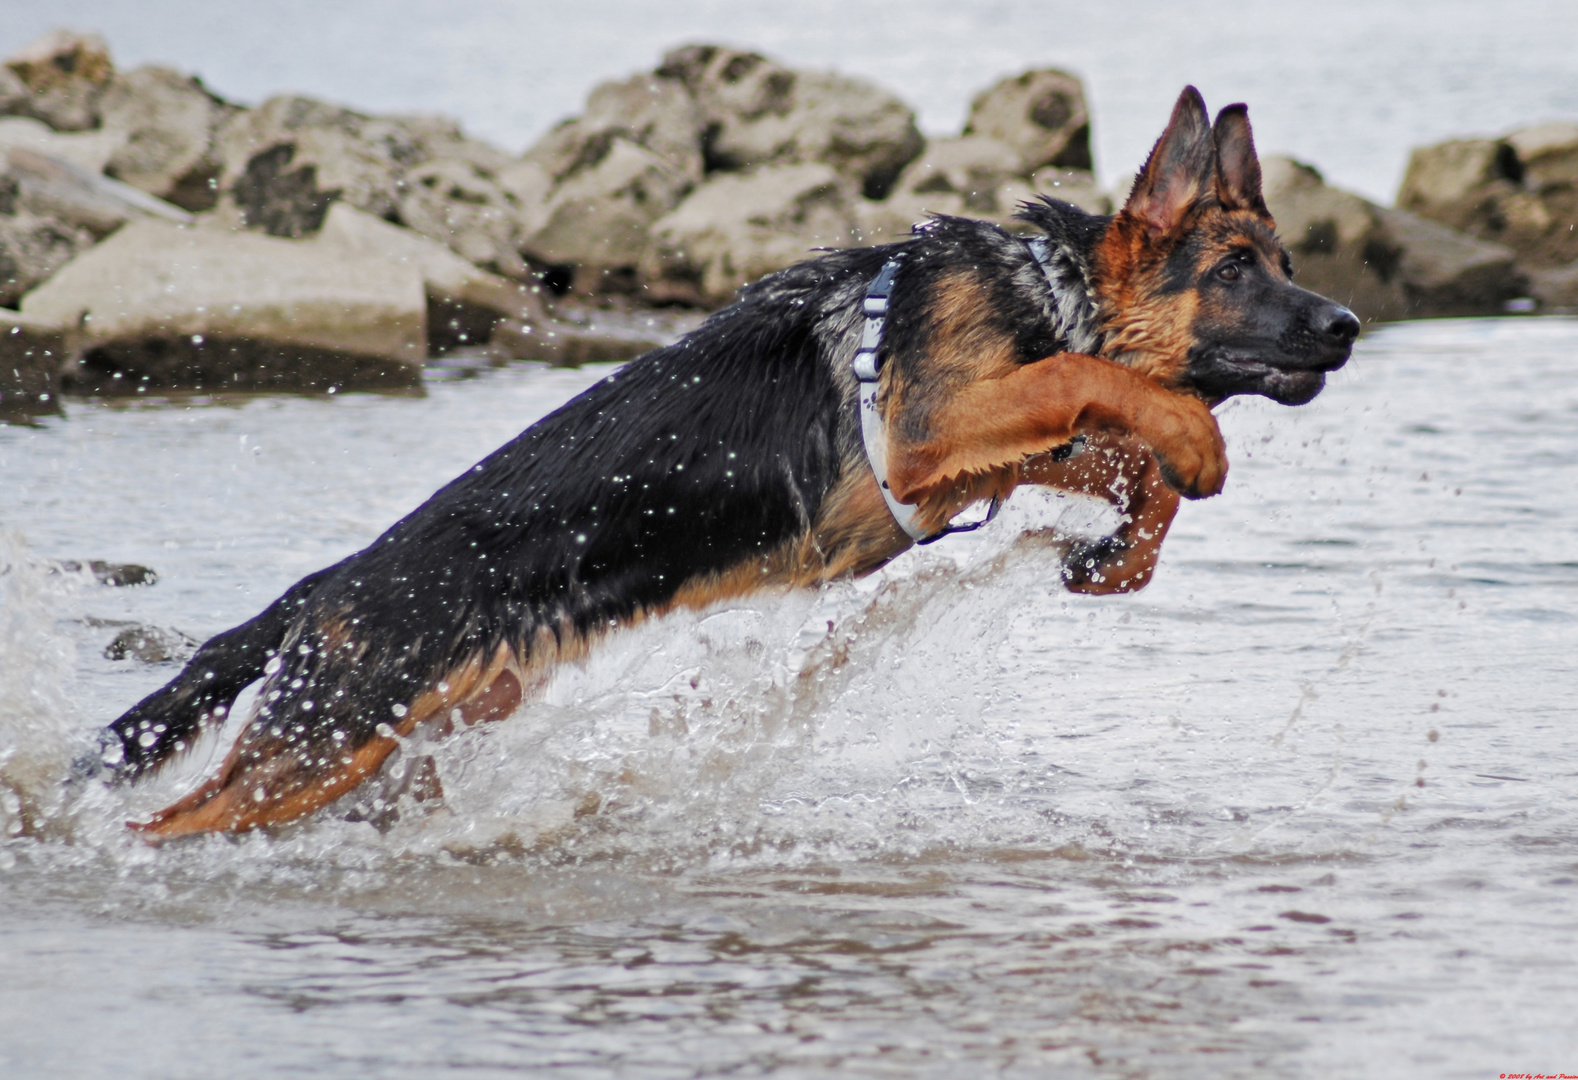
left=88, top=565, right=339, bottom=780
left=1020, top=433, right=1181, bottom=594
left=130, top=642, right=519, bottom=839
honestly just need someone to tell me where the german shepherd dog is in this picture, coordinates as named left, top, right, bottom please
left=88, top=88, right=1358, bottom=838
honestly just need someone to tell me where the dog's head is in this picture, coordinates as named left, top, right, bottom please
left=1092, top=87, right=1358, bottom=405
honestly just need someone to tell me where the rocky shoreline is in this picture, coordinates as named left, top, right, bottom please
left=2, top=29, right=1574, bottom=419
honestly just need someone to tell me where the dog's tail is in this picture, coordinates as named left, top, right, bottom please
left=127, top=586, right=529, bottom=840
left=85, top=564, right=342, bottom=781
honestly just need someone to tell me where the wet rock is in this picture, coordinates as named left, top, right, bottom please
left=523, top=72, right=704, bottom=186
left=963, top=69, right=1092, bottom=174
left=211, top=96, right=535, bottom=279
left=104, top=624, right=197, bottom=663
left=657, top=45, right=923, bottom=199
left=522, top=138, right=694, bottom=293
left=0, top=207, right=95, bottom=309
left=214, top=96, right=413, bottom=235
left=1264, top=156, right=1523, bottom=322
left=1398, top=125, right=1578, bottom=270
left=21, top=220, right=426, bottom=393
left=0, top=310, right=66, bottom=419
left=858, top=136, right=1109, bottom=241
left=1380, top=209, right=1526, bottom=318
left=396, top=157, right=531, bottom=279
left=489, top=317, right=667, bottom=366
left=316, top=202, right=544, bottom=353
left=1525, top=259, right=1578, bottom=313
left=892, top=135, right=1024, bottom=210
left=98, top=66, right=237, bottom=212
left=641, top=163, right=859, bottom=305
left=4, top=147, right=192, bottom=236
left=0, top=30, right=115, bottom=133
left=0, top=115, right=123, bottom=174
left=58, top=560, right=158, bottom=586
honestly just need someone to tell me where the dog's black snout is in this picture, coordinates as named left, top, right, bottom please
left=1318, top=304, right=1361, bottom=346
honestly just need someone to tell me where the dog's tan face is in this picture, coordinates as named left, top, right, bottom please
left=1093, top=89, right=1359, bottom=405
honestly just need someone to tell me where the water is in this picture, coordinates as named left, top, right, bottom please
left=5, top=0, right=1578, bottom=201
left=1, top=315, right=1575, bottom=1076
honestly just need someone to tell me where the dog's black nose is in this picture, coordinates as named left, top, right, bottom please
left=1318, top=304, right=1361, bottom=346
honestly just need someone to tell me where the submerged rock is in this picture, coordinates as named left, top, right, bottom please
left=56, top=560, right=159, bottom=586
left=21, top=220, right=426, bottom=393
left=104, top=624, right=197, bottom=663
left=0, top=309, right=66, bottom=419
left=1264, top=157, right=1523, bottom=322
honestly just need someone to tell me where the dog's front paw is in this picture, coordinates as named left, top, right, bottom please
left=1148, top=396, right=1227, bottom=500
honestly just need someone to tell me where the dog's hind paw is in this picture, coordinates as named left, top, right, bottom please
left=1061, top=535, right=1129, bottom=589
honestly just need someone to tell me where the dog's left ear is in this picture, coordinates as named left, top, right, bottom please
left=1212, top=104, right=1267, bottom=214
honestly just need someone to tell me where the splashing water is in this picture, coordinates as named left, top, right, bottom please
left=1, top=320, right=1576, bottom=1077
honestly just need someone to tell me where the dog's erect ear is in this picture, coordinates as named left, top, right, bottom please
left=1123, top=86, right=1216, bottom=239
left=1213, top=103, right=1267, bottom=214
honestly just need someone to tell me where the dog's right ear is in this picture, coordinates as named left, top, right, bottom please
left=1122, top=86, right=1216, bottom=240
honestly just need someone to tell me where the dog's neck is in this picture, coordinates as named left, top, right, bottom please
left=1018, top=197, right=1108, bottom=359
left=1027, top=232, right=1103, bottom=358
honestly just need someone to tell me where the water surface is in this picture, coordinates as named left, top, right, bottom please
left=1, top=317, right=1575, bottom=1077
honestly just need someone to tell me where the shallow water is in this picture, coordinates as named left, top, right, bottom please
left=1, top=316, right=1575, bottom=1076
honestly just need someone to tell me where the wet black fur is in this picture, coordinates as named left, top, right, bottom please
left=96, top=207, right=1102, bottom=781
left=94, top=192, right=1352, bottom=786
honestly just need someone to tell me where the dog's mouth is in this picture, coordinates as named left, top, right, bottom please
left=1188, top=348, right=1349, bottom=406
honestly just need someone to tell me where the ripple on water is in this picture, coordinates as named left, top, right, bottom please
left=1, top=320, right=1577, bottom=1076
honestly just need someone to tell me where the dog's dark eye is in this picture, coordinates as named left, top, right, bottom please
left=1216, top=262, right=1241, bottom=282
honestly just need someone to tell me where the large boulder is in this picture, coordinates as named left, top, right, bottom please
left=98, top=66, right=237, bottom=211
left=0, top=115, right=123, bottom=174
left=656, top=45, right=923, bottom=199
left=640, top=163, right=859, bottom=305
left=963, top=69, right=1092, bottom=174
left=1524, top=258, right=1578, bottom=312
left=0, top=31, right=115, bottom=133
left=394, top=156, right=531, bottom=279
left=315, top=201, right=543, bottom=352
left=4, top=147, right=192, bottom=237
left=20, top=220, right=426, bottom=393
left=858, top=135, right=1108, bottom=242
left=521, top=137, right=693, bottom=292
left=213, top=95, right=420, bottom=234
left=0, top=147, right=190, bottom=308
left=523, top=72, right=704, bottom=186
left=1398, top=125, right=1578, bottom=269
left=0, top=310, right=66, bottom=420
left=0, top=202, right=94, bottom=309
left=1265, top=156, right=1523, bottom=322
left=211, top=96, right=533, bottom=278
